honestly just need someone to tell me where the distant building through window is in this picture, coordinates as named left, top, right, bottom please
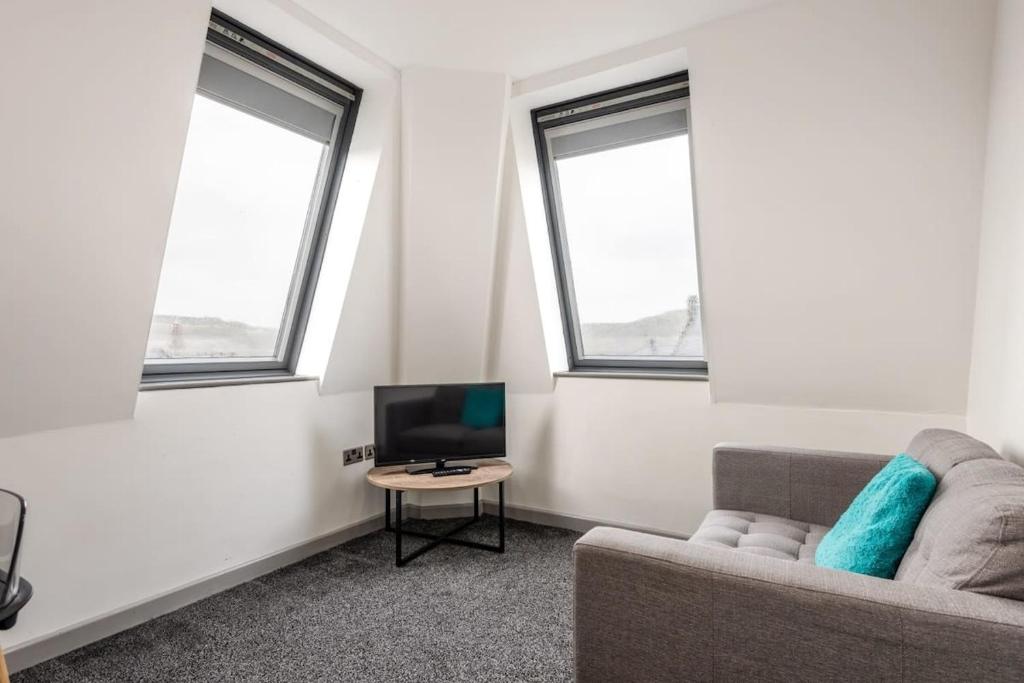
left=532, top=73, right=706, bottom=374
left=142, top=11, right=361, bottom=383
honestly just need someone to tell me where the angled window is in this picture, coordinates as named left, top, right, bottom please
left=532, top=73, right=705, bottom=375
left=143, top=11, right=361, bottom=383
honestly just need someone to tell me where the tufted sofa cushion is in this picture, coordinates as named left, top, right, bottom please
left=688, top=510, right=830, bottom=563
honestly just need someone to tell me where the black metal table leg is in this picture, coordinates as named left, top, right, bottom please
left=499, top=481, right=505, bottom=552
left=384, top=481, right=506, bottom=567
left=395, top=490, right=403, bottom=567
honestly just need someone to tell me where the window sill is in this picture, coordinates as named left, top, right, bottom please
left=554, top=370, right=708, bottom=382
left=139, top=373, right=319, bottom=392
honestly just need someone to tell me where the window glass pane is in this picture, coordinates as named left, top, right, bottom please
left=554, top=133, right=703, bottom=359
left=146, top=94, right=326, bottom=361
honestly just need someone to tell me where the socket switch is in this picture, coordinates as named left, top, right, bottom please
left=343, top=447, right=364, bottom=466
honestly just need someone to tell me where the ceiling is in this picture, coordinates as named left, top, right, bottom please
left=293, top=0, right=776, bottom=80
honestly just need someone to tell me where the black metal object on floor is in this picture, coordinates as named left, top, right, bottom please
left=0, top=488, right=31, bottom=631
left=384, top=483, right=506, bottom=567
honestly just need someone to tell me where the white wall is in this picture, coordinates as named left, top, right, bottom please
left=507, top=0, right=995, bottom=417
left=503, top=382, right=963, bottom=535
left=0, top=0, right=211, bottom=438
left=967, top=0, right=1024, bottom=463
left=485, top=137, right=554, bottom=392
left=688, top=0, right=995, bottom=414
left=0, top=0, right=401, bottom=655
left=0, top=382, right=380, bottom=651
left=399, top=68, right=511, bottom=383
left=317, top=117, right=401, bottom=393
left=300, top=79, right=401, bottom=392
left=488, top=0, right=994, bottom=532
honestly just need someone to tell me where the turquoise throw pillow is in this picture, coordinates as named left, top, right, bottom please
left=815, top=454, right=936, bottom=579
left=460, top=387, right=505, bottom=429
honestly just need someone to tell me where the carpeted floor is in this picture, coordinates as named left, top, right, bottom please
left=14, top=518, right=580, bottom=683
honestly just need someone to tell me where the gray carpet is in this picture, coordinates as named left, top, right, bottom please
left=14, top=518, right=579, bottom=683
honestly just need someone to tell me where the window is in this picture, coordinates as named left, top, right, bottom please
left=142, top=11, right=361, bottom=383
left=532, top=73, right=705, bottom=375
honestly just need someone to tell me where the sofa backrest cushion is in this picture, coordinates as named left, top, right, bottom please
left=895, top=457, right=1024, bottom=600
left=905, top=428, right=1000, bottom=478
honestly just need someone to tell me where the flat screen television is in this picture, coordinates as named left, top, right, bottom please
left=374, top=382, right=506, bottom=473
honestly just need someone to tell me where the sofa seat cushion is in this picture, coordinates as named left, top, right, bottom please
left=689, top=510, right=830, bottom=563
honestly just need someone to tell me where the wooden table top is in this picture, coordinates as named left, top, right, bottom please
left=366, top=459, right=512, bottom=492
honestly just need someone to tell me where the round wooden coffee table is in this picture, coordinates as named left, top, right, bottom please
left=367, top=459, right=512, bottom=566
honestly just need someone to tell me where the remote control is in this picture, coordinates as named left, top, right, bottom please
left=432, top=467, right=472, bottom=477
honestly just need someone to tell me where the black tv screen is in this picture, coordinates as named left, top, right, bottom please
left=374, top=383, right=506, bottom=466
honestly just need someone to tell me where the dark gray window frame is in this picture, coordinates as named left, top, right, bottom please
left=531, top=71, right=707, bottom=376
left=141, top=10, right=362, bottom=385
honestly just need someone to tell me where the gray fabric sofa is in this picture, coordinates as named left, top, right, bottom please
left=574, top=429, right=1024, bottom=682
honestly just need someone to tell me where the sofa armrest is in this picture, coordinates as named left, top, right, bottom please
left=713, top=443, right=891, bottom=526
left=575, top=527, right=1024, bottom=683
